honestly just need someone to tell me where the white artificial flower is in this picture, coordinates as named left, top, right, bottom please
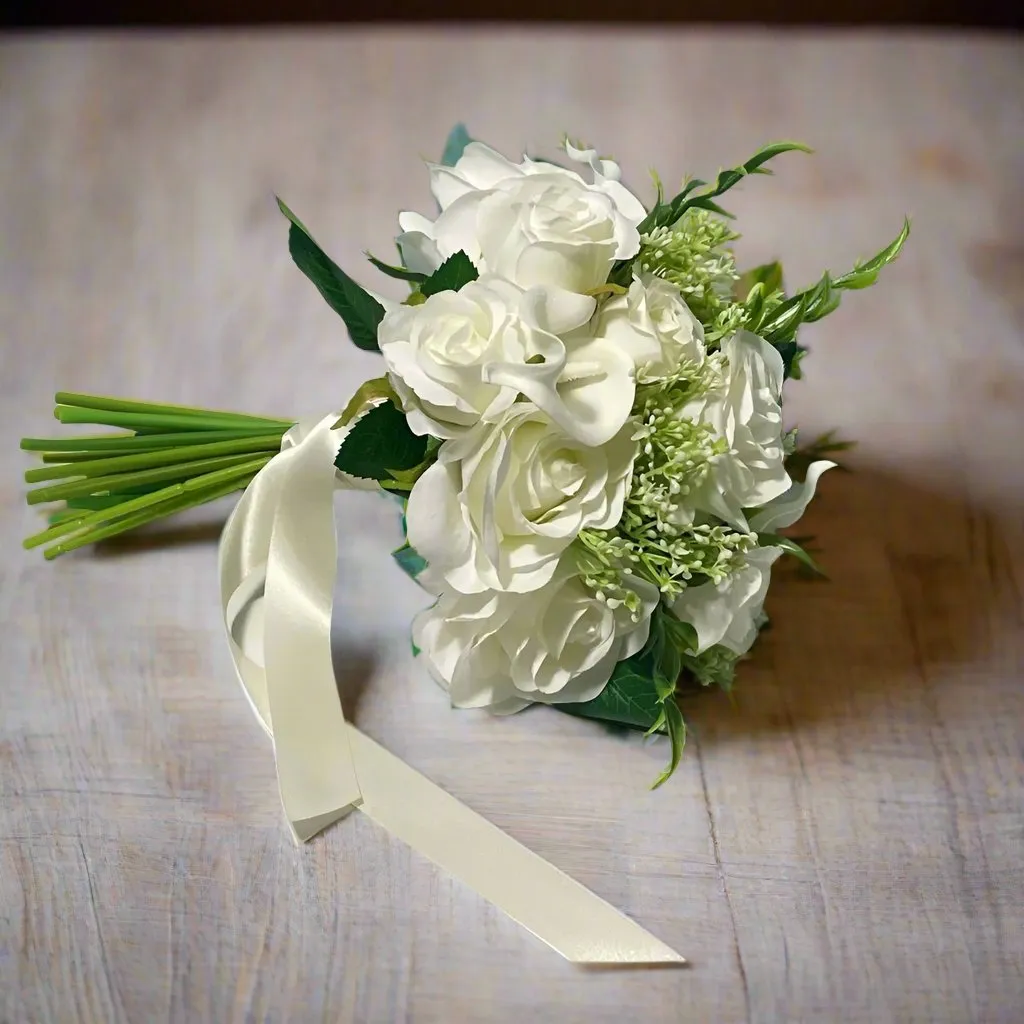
left=671, top=545, right=783, bottom=655
left=595, top=272, right=707, bottom=381
left=405, top=404, right=636, bottom=595
left=397, top=140, right=647, bottom=296
left=379, top=274, right=635, bottom=447
left=679, top=330, right=791, bottom=531
left=413, top=556, right=660, bottom=713
left=748, top=459, right=836, bottom=533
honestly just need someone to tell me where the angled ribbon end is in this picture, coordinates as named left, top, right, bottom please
left=289, top=798, right=364, bottom=845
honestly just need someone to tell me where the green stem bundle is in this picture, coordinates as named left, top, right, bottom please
left=21, top=393, right=295, bottom=560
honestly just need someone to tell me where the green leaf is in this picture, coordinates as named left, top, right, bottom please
left=736, top=260, right=784, bottom=300
left=662, top=612, right=699, bottom=657
left=441, top=124, right=473, bottom=167
left=366, top=253, right=427, bottom=284
left=832, top=218, right=911, bottom=290
left=651, top=700, right=687, bottom=789
left=277, top=198, right=384, bottom=352
left=334, top=376, right=399, bottom=427
left=556, top=617, right=666, bottom=731
left=640, top=142, right=812, bottom=234
left=420, top=251, right=479, bottom=298
left=755, top=219, right=910, bottom=349
left=759, top=532, right=828, bottom=578
left=392, top=542, right=428, bottom=579
left=334, top=400, right=427, bottom=482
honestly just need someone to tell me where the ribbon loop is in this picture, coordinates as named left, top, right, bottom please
left=218, top=410, right=685, bottom=964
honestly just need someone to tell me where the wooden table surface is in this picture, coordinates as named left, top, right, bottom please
left=1, top=29, right=1022, bottom=1024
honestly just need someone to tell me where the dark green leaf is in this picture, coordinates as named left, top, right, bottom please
left=556, top=623, right=666, bottom=731
left=392, top=542, right=428, bottom=579
left=334, top=400, right=427, bottom=481
left=277, top=198, right=384, bottom=352
left=420, top=251, right=479, bottom=298
left=366, top=253, right=428, bottom=284
left=441, top=124, right=473, bottom=167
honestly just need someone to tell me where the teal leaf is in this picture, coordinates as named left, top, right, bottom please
left=441, top=124, right=473, bottom=167
left=334, top=400, right=427, bottom=482
left=392, top=542, right=428, bottom=580
left=277, top=198, right=384, bottom=352
left=420, top=251, right=479, bottom=297
left=366, top=253, right=428, bottom=284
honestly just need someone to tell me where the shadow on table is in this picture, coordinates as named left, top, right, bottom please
left=680, top=463, right=1022, bottom=746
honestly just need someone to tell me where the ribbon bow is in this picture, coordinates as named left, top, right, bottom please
left=219, top=414, right=684, bottom=965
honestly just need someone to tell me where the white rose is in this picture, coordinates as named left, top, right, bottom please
left=671, top=545, right=782, bottom=655
left=680, top=330, right=791, bottom=531
left=397, top=140, right=646, bottom=295
left=413, top=557, right=660, bottom=714
left=596, top=273, right=707, bottom=382
left=379, top=274, right=635, bottom=447
left=406, top=404, right=636, bottom=594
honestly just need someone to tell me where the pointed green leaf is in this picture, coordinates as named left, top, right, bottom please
left=641, top=142, right=812, bottom=234
left=366, top=253, right=428, bottom=284
left=277, top=198, right=384, bottom=352
left=334, top=400, right=427, bottom=482
left=759, top=532, right=828, bottom=577
left=334, top=376, right=399, bottom=428
left=419, top=250, right=479, bottom=298
left=651, top=699, right=687, bottom=789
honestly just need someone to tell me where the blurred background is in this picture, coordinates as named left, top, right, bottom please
left=3, top=1, right=1021, bottom=27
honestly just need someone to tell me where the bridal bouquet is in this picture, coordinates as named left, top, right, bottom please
left=20, top=126, right=907, bottom=962
left=22, top=126, right=907, bottom=787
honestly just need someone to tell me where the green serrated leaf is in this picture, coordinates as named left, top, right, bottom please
left=651, top=700, right=687, bottom=789
left=556, top=634, right=664, bottom=731
left=334, top=400, right=427, bottom=482
left=366, top=253, right=428, bottom=284
left=277, top=198, right=384, bottom=352
left=420, top=251, right=479, bottom=298
left=392, top=542, right=428, bottom=580
left=441, top=124, right=473, bottom=167
left=334, top=376, right=399, bottom=428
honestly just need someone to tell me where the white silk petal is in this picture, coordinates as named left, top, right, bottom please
left=749, top=460, right=837, bottom=533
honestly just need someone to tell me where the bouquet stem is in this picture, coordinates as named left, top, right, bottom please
left=21, top=393, right=295, bottom=559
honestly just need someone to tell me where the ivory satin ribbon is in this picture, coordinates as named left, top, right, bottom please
left=219, top=414, right=685, bottom=965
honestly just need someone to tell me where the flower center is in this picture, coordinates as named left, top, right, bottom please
left=424, top=318, right=487, bottom=367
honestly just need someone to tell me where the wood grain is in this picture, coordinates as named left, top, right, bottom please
left=1, top=30, right=1022, bottom=1024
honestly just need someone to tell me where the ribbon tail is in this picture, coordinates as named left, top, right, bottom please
left=349, top=726, right=685, bottom=963
left=220, top=411, right=685, bottom=964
